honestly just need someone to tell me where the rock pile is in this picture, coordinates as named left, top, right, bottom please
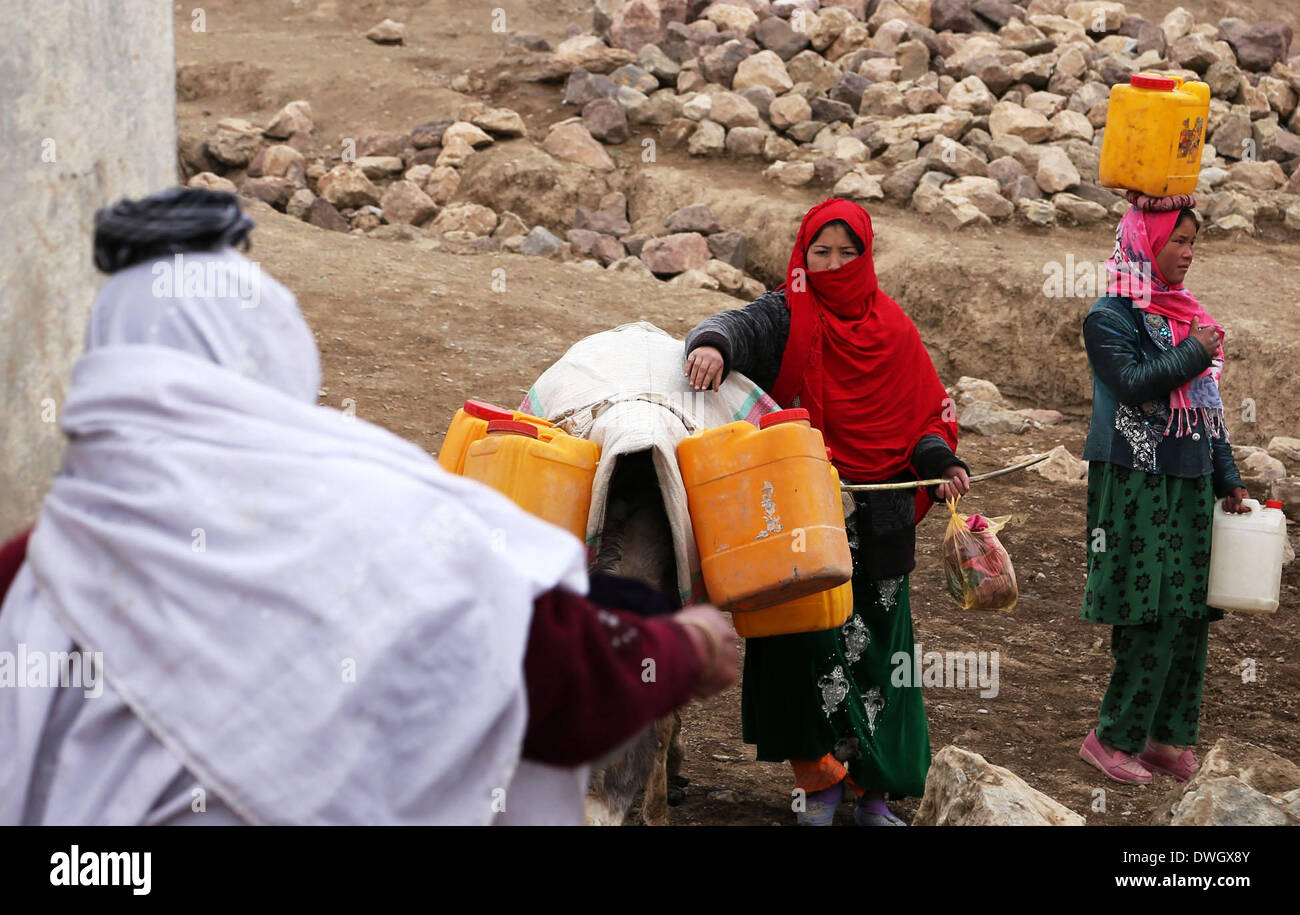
left=949, top=374, right=1063, bottom=434
left=182, top=97, right=770, bottom=298
left=1151, top=737, right=1300, bottom=826
left=555, top=0, right=1300, bottom=234
left=1236, top=437, right=1300, bottom=523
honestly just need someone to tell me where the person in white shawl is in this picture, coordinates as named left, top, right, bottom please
left=0, top=190, right=633, bottom=825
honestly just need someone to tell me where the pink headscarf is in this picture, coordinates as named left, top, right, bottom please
left=1106, top=206, right=1225, bottom=439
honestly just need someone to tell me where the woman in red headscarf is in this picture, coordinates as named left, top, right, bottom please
left=683, top=198, right=970, bottom=825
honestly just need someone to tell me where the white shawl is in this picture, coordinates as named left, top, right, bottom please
left=2, top=250, right=588, bottom=824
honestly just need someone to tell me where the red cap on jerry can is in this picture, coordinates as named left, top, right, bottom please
left=464, top=399, right=513, bottom=422
left=485, top=419, right=539, bottom=438
left=1130, top=73, right=1177, bottom=90
left=759, top=408, right=811, bottom=429
left=1265, top=500, right=1284, bottom=509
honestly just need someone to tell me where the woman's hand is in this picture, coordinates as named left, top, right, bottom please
left=674, top=605, right=738, bottom=699
left=1222, top=486, right=1252, bottom=514
left=936, top=465, right=971, bottom=501
left=1190, top=321, right=1222, bottom=356
left=685, top=346, right=724, bottom=392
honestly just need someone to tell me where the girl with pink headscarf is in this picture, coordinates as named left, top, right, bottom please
left=1077, top=201, right=1250, bottom=786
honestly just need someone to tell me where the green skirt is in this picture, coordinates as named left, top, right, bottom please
left=741, top=572, right=930, bottom=798
left=1082, top=461, right=1222, bottom=625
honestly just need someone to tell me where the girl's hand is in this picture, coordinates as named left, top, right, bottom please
left=1190, top=322, right=1222, bottom=355
left=1222, top=486, right=1252, bottom=514
left=936, top=465, right=971, bottom=501
left=685, top=346, right=724, bottom=392
left=674, top=605, right=738, bottom=699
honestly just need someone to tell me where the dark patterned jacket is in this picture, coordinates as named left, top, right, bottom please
left=685, top=288, right=967, bottom=582
left=1082, top=296, right=1243, bottom=495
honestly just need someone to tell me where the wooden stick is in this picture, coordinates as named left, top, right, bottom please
left=840, top=452, right=1052, bottom=492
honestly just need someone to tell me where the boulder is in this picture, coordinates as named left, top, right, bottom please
left=959, top=400, right=1034, bottom=434
left=1052, top=192, right=1108, bottom=224
left=640, top=231, right=711, bottom=275
left=688, top=119, right=728, bottom=155
left=952, top=375, right=1006, bottom=407
left=832, top=167, right=886, bottom=201
left=707, top=231, right=749, bottom=270
left=472, top=107, right=528, bottom=138
left=930, top=0, right=983, bottom=34
left=764, top=159, right=816, bottom=186
left=317, top=164, right=381, bottom=208
left=1238, top=450, right=1288, bottom=485
left=364, top=18, right=405, bottom=44
left=608, top=0, right=688, bottom=52
left=1014, top=445, right=1087, bottom=483
left=520, top=225, right=565, bottom=256
left=263, top=100, right=314, bottom=139
left=914, top=746, right=1086, bottom=826
left=379, top=180, right=438, bottom=226
left=699, top=39, right=756, bottom=86
left=306, top=197, right=349, bottom=232
left=188, top=171, right=238, bottom=193
left=411, top=119, right=453, bottom=149
left=989, top=102, right=1053, bottom=144
left=770, top=93, right=813, bottom=129
left=733, top=50, right=794, bottom=93
left=583, top=97, right=631, bottom=143
left=543, top=122, right=617, bottom=169
left=1152, top=738, right=1300, bottom=826
left=947, top=75, right=997, bottom=115
left=429, top=203, right=499, bottom=237
left=665, top=203, right=721, bottom=234
left=1227, top=160, right=1287, bottom=190
left=1224, top=23, right=1293, bottom=72
left=238, top=177, right=295, bottom=209
left=1036, top=146, right=1081, bottom=193
left=756, top=15, right=811, bottom=60
left=564, top=68, right=619, bottom=107
left=944, top=175, right=1013, bottom=219
left=285, top=188, right=315, bottom=220
left=575, top=205, right=632, bottom=237
left=710, top=91, right=763, bottom=128
left=1266, top=436, right=1300, bottom=468
left=207, top=118, right=263, bottom=168
left=355, top=156, right=404, bottom=179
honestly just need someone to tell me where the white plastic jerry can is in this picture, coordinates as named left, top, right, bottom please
left=1206, top=499, right=1287, bottom=614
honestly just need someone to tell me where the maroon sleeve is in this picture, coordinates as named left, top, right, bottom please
left=0, top=528, right=32, bottom=606
left=521, top=587, right=704, bottom=767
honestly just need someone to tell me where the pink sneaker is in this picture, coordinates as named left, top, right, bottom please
left=1138, top=744, right=1199, bottom=782
left=1080, top=730, right=1152, bottom=784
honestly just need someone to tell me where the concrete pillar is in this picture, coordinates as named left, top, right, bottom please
left=0, top=1, right=176, bottom=538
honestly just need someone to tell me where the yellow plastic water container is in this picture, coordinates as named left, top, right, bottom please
left=1206, top=499, right=1287, bottom=614
left=677, top=408, right=852, bottom=614
left=1099, top=72, right=1211, bottom=197
left=462, top=419, right=599, bottom=541
left=732, top=580, right=854, bottom=638
left=437, top=399, right=560, bottom=475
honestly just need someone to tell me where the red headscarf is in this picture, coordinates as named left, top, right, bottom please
left=770, top=198, right=957, bottom=522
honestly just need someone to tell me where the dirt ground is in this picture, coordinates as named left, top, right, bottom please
left=174, top=1, right=1300, bottom=825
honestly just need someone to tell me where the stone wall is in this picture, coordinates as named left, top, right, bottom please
left=0, top=0, right=176, bottom=538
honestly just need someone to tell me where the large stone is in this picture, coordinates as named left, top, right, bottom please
left=989, top=102, right=1053, bottom=143
left=263, top=100, right=313, bottom=139
left=1168, top=33, right=1221, bottom=73
left=1238, top=450, right=1288, bottom=485
left=926, top=136, right=989, bottom=177
left=944, top=175, right=1012, bottom=218
left=699, top=39, right=756, bottom=86
left=832, top=167, right=886, bottom=201
left=1152, top=738, right=1300, bottom=826
left=1261, top=131, right=1300, bottom=163
left=1050, top=109, right=1095, bottom=142
left=429, top=203, right=498, bottom=237
left=959, top=400, right=1033, bottom=434
left=710, top=91, right=763, bottom=128
left=364, top=18, right=405, bottom=44
left=317, top=164, right=381, bottom=208
left=410, top=119, right=453, bottom=149
left=306, top=197, right=348, bottom=232
left=1036, top=145, right=1081, bottom=192
left=188, top=171, right=238, bottom=193
left=1017, top=197, right=1056, bottom=226
left=640, top=231, right=711, bottom=275
left=733, top=49, right=794, bottom=93
left=355, top=155, right=404, bottom=179
left=1066, top=1, right=1124, bottom=34
left=688, top=119, right=727, bottom=155
left=1052, top=192, right=1108, bottom=224
left=543, top=122, right=617, bottom=169
left=519, top=225, right=565, bottom=256
left=238, top=176, right=295, bottom=209
left=665, top=203, right=720, bottom=234
left=472, top=107, right=528, bottom=138
left=1161, top=7, right=1195, bottom=44
left=756, top=14, right=810, bottom=60
left=552, top=34, right=637, bottom=73
left=250, top=144, right=306, bottom=181
left=575, top=205, right=632, bottom=237
left=947, top=75, right=997, bottom=115
left=380, top=180, right=438, bottom=226
left=1266, top=436, right=1300, bottom=468
left=1227, top=159, right=1286, bottom=190
left=1014, top=444, right=1087, bottom=483
left=208, top=117, right=263, bottom=168
left=770, top=93, right=813, bottom=129
left=915, top=746, right=1086, bottom=826
left=583, top=97, right=631, bottom=143
left=707, top=230, right=748, bottom=269
left=1224, top=23, right=1293, bottom=72
left=930, top=0, right=982, bottom=34
left=608, top=0, right=688, bottom=52
left=952, top=376, right=1006, bottom=408
left=764, top=159, right=817, bottom=186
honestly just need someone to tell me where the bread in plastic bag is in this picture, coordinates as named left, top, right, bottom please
left=942, top=496, right=1018, bottom=612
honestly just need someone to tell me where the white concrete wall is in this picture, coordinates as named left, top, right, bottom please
left=0, top=0, right=176, bottom=538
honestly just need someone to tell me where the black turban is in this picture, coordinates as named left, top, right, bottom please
left=92, top=186, right=255, bottom=274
